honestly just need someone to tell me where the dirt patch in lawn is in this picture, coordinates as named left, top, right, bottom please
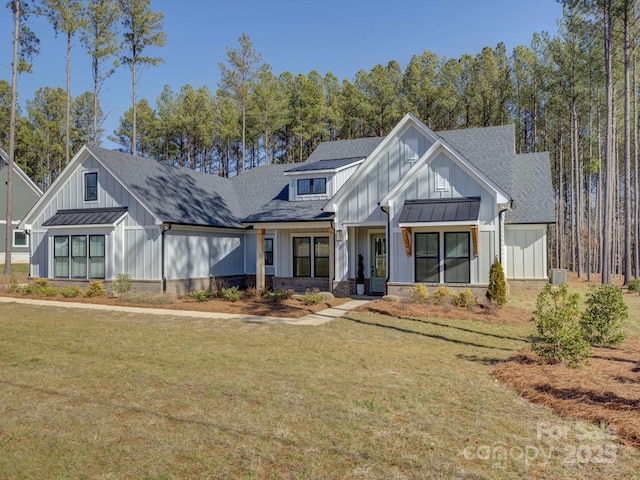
left=494, top=338, right=640, bottom=448
left=355, top=299, right=532, bottom=324
left=0, top=289, right=350, bottom=319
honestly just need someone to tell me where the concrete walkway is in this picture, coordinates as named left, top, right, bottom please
left=0, top=296, right=370, bottom=326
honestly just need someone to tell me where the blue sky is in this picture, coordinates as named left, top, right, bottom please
left=1, top=0, right=563, bottom=149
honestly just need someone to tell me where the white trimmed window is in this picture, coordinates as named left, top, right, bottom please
left=435, top=166, right=450, bottom=191
left=84, top=172, right=98, bottom=202
left=54, top=234, right=105, bottom=279
left=13, top=230, right=28, bottom=247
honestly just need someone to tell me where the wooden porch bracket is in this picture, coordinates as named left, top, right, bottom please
left=401, top=227, right=412, bottom=255
left=470, top=225, right=479, bottom=256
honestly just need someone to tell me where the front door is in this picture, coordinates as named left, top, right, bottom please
left=370, top=233, right=386, bottom=294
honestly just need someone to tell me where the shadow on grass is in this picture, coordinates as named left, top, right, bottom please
left=456, top=354, right=503, bottom=365
left=343, top=315, right=515, bottom=351
left=534, top=384, right=640, bottom=411
left=364, top=307, right=529, bottom=343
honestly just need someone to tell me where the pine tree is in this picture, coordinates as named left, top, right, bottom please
left=486, top=256, right=507, bottom=306
left=118, top=0, right=165, bottom=155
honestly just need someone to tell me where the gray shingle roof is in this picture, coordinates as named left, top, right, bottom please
left=43, top=207, right=128, bottom=226
left=506, top=152, right=555, bottom=223
left=88, top=145, right=245, bottom=228
left=399, top=198, right=481, bottom=224
left=437, top=125, right=554, bottom=224
left=304, top=137, right=384, bottom=163
left=243, top=198, right=331, bottom=223
left=85, top=123, right=553, bottom=228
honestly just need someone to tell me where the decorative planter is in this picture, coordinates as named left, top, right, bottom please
left=356, top=283, right=365, bottom=296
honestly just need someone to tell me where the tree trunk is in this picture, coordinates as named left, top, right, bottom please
left=602, top=0, right=615, bottom=284
left=4, top=0, right=21, bottom=275
left=132, top=58, right=137, bottom=156
left=65, top=30, right=71, bottom=165
left=623, top=1, right=632, bottom=284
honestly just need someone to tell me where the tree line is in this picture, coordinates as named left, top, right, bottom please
left=3, top=0, right=640, bottom=285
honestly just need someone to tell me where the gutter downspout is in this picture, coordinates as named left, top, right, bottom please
left=497, top=200, right=514, bottom=264
left=380, top=204, right=390, bottom=295
left=161, top=223, right=172, bottom=293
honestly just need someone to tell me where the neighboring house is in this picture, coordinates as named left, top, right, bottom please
left=21, top=113, right=554, bottom=296
left=0, top=147, right=43, bottom=264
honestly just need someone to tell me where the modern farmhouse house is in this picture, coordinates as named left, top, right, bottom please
left=1, top=147, right=43, bottom=264
left=20, top=113, right=554, bottom=296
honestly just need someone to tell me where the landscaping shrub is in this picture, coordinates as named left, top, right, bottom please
left=186, top=289, right=214, bottom=302
left=221, top=286, right=241, bottom=302
left=263, top=289, right=294, bottom=303
left=486, top=256, right=507, bottom=306
left=531, top=284, right=591, bottom=367
left=433, top=285, right=455, bottom=304
left=8, top=276, right=20, bottom=293
left=85, top=280, right=106, bottom=297
left=453, top=288, right=477, bottom=308
left=23, top=278, right=58, bottom=296
left=302, top=288, right=324, bottom=305
left=319, top=291, right=334, bottom=301
left=112, top=273, right=133, bottom=294
left=580, top=284, right=628, bottom=346
left=408, top=284, right=429, bottom=304
left=60, top=285, right=82, bottom=298
left=382, top=295, right=401, bottom=303
left=627, top=278, right=640, bottom=293
left=244, top=286, right=258, bottom=297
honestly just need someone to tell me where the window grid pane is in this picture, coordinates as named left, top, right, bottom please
left=415, top=233, right=439, bottom=283
left=293, top=237, right=311, bottom=277
left=89, top=235, right=105, bottom=279
left=85, top=172, right=98, bottom=201
left=444, top=232, right=470, bottom=283
left=314, top=237, right=329, bottom=277
left=264, top=238, right=273, bottom=266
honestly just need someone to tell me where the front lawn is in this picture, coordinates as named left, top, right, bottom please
left=1, top=302, right=639, bottom=478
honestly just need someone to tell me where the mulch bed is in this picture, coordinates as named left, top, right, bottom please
left=355, top=299, right=532, bottom=324
left=494, top=338, right=640, bottom=447
left=0, top=290, right=349, bottom=319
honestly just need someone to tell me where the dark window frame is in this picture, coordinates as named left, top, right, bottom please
left=293, top=237, right=311, bottom=277
left=84, top=172, right=98, bottom=202
left=444, top=232, right=470, bottom=283
left=53, top=234, right=106, bottom=280
left=313, top=237, right=330, bottom=278
left=415, top=232, right=440, bottom=283
left=264, top=238, right=274, bottom=266
left=297, top=178, right=326, bottom=195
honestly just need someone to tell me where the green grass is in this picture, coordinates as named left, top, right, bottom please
left=0, top=302, right=639, bottom=479
left=0, top=263, right=29, bottom=275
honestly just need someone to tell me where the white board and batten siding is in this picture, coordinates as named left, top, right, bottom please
left=339, top=127, right=433, bottom=225
left=504, top=225, right=548, bottom=279
left=164, top=229, right=246, bottom=280
left=29, top=154, right=161, bottom=280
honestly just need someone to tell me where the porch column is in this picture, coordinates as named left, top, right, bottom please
left=329, top=226, right=335, bottom=293
left=256, top=228, right=265, bottom=292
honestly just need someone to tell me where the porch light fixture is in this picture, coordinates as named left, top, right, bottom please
left=335, top=229, right=344, bottom=242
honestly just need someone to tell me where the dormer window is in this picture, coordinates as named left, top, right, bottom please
left=84, top=172, right=98, bottom=202
left=298, top=178, right=326, bottom=195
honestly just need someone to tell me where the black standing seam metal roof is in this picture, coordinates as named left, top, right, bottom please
left=284, top=157, right=364, bottom=173
left=43, top=207, right=128, bottom=226
left=398, top=198, right=481, bottom=224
